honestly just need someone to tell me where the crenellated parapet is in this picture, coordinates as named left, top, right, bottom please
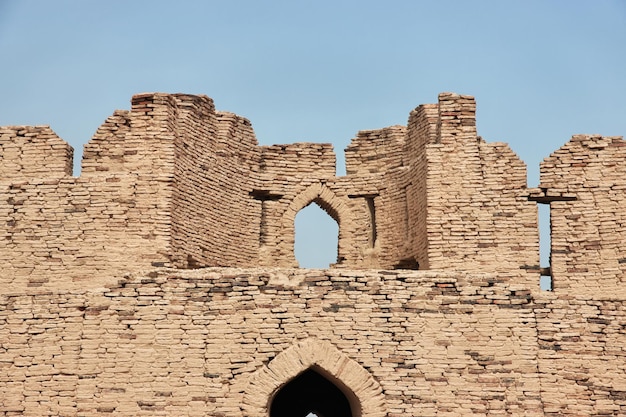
left=0, top=92, right=624, bottom=294
left=0, top=125, right=74, bottom=178
left=530, top=134, right=626, bottom=296
left=3, top=91, right=626, bottom=417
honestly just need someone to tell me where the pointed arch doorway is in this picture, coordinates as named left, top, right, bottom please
left=242, top=338, right=386, bottom=417
left=270, top=367, right=353, bottom=417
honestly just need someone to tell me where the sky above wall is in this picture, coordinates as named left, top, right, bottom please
left=1, top=0, right=625, bottom=275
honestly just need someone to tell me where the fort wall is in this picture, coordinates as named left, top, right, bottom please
left=1, top=92, right=625, bottom=416
left=0, top=92, right=545, bottom=287
left=170, top=94, right=261, bottom=269
left=421, top=94, right=538, bottom=282
left=0, top=171, right=174, bottom=291
left=0, top=95, right=183, bottom=291
left=0, top=268, right=541, bottom=416
left=531, top=134, right=626, bottom=297
left=0, top=126, right=73, bottom=179
left=1, top=268, right=625, bottom=416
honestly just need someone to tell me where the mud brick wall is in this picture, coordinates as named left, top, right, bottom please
left=0, top=268, right=544, bottom=416
left=170, top=95, right=261, bottom=268
left=0, top=95, right=186, bottom=291
left=0, top=160, right=174, bottom=293
left=2, top=269, right=625, bottom=416
left=256, top=135, right=415, bottom=270
left=403, top=103, right=438, bottom=269
left=1, top=91, right=626, bottom=416
left=254, top=141, right=405, bottom=269
left=260, top=142, right=336, bottom=178
left=0, top=92, right=544, bottom=278
left=344, top=126, right=414, bottom=269
left=0, top=174, right=174, bottom=291
left=0, top=126, right=73, bottom=179
left=81, top=93, right=179, bottom=175
left=419, top=93, right=538, bottom=286
left=534, top=134, right=626, bottom=296
left=535, top=293, right=626, bottom=415
left=344, top=126, right=406, bottom=175
left=255, top=143, right=344, bottom=267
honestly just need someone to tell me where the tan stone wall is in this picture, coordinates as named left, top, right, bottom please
left=2, top=268, right=624, bottom=416
left=533, top=134, right=626, bottom=296
left=0, top=126, right=73, bottom=178
left=0, top=170, right=174, bottom=293
left=81, top=94, right=179, bottom=176
left=421, top=93, right=538, bottom=287
left=344, top=126, right=415, bottom=269
left=255, top=143, right=347, bottom=267
left=535, top=293, right=626, bottom=415
left=0, top=92, right=543, bottom=279
left=344, top=126, right=406, bottom=175
left=170, top=95, right=261, bottom=268
left=1, top=92, right=626, bottom=416
left=403, top=103, right=438, bottom=270
left=0, top=268, right=545, bottom=416
left=0, top=95, right=183, bottom=291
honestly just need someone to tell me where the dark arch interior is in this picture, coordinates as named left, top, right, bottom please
left=270, top=368, right=353, bottom=417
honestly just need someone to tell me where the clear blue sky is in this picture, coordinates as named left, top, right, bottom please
left=1, top=1, right=625, bottom=273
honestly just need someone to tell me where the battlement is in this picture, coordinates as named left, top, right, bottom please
left=0, top=92, right=624, bottom=297
left=1, top=92, right=626, bottom=416
left=0, top=125, right=73, bottom=178
left=530, top=133, right=626, bottom=296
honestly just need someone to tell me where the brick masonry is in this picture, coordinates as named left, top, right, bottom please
left=0, top=92, right=625, bottom=415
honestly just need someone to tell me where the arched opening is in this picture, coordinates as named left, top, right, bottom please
left=294, top=201, right=339, bottom=268
left=270, top=368, right=354, bottom=417
left=242, top=338, right=385, bottom=417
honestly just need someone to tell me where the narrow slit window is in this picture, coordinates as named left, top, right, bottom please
left=250, top=190, right=282, bottom=246
left=366, top=196, right=377, bottom=248
left=259, top=200, right=268, bottom=245
left=403, top=186, right=410, bottom=239
left=538, top=203, right=552, bottom=291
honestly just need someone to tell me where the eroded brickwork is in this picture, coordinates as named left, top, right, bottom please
left=530, top=134, right=626, bottom=296
left=0, top=92, right=544, bottom=285
left=0, top=269, right=545, bottom=416
left=1, top=92, right=625, bottom=416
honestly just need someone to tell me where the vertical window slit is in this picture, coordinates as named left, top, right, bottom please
left=403, top=186, right=410, bottom=239
left=259, top=200, right=268, bottom=245
left=366, top=197, right=377, bottom=248
left=538, top=203, right=552, bottom=291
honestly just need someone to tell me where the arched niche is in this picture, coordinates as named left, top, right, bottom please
left=242, top=338, right=386, bottom=417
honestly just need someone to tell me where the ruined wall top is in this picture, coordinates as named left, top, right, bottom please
left=0, top=92, right=624, bottom=296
